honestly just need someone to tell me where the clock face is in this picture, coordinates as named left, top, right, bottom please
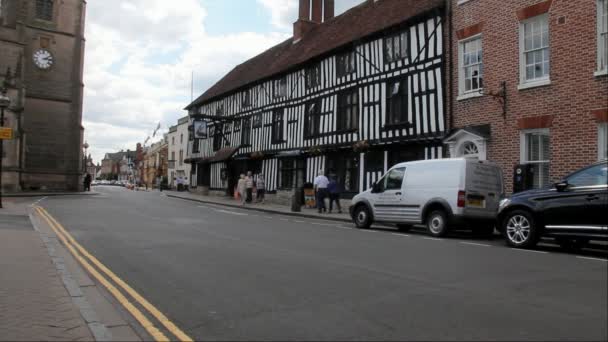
left=33, top=49, right=54, bottom=70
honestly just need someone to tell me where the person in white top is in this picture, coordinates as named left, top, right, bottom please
left=313, top=170, right=329, bottom=213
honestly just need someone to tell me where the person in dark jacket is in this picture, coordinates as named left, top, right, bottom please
left=83, top=173, right=92, bottom=192
left=327, top=175, right=342, bottom=214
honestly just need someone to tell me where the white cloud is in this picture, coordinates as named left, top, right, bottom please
left=256, top=0, right=366, bottom=30
left=83, top=0, right=289, bottom=163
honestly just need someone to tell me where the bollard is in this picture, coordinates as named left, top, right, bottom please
left=291, top=188, right=302, bottom=212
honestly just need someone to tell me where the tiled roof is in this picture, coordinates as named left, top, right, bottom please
left=186, top=0, right=443, bottom=109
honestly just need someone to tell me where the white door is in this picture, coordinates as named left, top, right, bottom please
left=373, top=167, right=406, bottom=222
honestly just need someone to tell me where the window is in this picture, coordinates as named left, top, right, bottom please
left=459, top=36, right=483, bottom=94
left=213, top=124, right=223, bottom=151
left=180, top=134, right=183, bottom=144
left=386, top=78, right=409, bottom=126
left=234, top=119, right=241, bottom=132
left=384, top=31, right=409, bottom=63
left=252, top=113, right=263, bottom=128
left=35, top=0, right=53, bottom=21
left=521, top=129, right=551, bottom=189
left=304, top=99, right=321, bottom=138
left=179, top=150, right=184, bottom=166
left=598, top=0, right=608, bottom=73
left=192, top=139, right=200, bottom=153
left=599, top=123, right=608, bottom=160
left=337, top=51, right=356, bottom=77
left=279, top=158, right=305, bottom=189
left=216, top=104, right=224, bottom=116
left=366, top=151, right=385, bottom=172
left=376, top=167, right=406, bottom=192
left=306, top=64, right=321, bottom=88
left=241, top=118, right=251, bottom=146
left=567, top=163, right=608, bottom=188
left=242, top=90, right=251, bottom=107
left=327, top=153, right=359, bottom=192
left=273, top=78, right=287, bottom=98
left=520, top=15, right=550, bottom=86
left=171, top=151, right=175, bottom=162
left=272, top=110, right=284, bottom=143
left=172, top=137, right=175, bottom=145
left=337, top=88, right=359, bottom=131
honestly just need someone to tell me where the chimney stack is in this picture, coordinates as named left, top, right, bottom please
left=294, top=0, right=335, bottom=42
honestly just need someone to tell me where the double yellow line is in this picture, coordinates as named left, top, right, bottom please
left=34, top=206, right=193, bottom=342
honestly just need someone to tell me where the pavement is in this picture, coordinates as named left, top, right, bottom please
left=0, top=197, right=144, bottom=341
left=34, top=186, right=608, bottom=341
left=162, top=189, right=353, bottom=222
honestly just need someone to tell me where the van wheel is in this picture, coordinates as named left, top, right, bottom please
left=397, top=224, right=413, bottom=232
left=353, top=205, right=372, bottom=229
left=502, top=210, right=540, bottom=248
left=427, top=210, right=449, bottom=237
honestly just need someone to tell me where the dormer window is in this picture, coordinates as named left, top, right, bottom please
left=35, top=0, right=53, bottom=21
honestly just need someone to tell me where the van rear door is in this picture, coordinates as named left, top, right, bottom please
left=464, top=161, right=504, bottom=218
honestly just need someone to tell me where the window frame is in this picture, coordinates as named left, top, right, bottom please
left=212, top=124, right=223, bottom=152
left=273, top=77, right=287, bottom=99
left=385, top=77, right=410, bottom=127
left=242, top=89, right=252, bottom=108
left=271, top=109, right=284, bottom=144
left=336, top=50, right=356, bottom=78
left=304, top=99, right=322, bottom=138
left=458, top=34, right=484, bottom=97
left=384, top=31, right=409, bottom=64
left=519, top=14, right=551, bottom=89
left=336, top=88, right=359, bottom=132
left=597, top=0, right=608, bottom=75
left=35, top=0, right=54, bottom=22
left=305, top=63, right=321, bottom=89
left=252, top=113, right=263, bottom=129
left=599, top=122, right=608, bottom=161
left=278, top=158, right=305, bottom=190
left=520, top=128, right=551, bottom=189
left=192, top=138, right=200, bottom=153
left=241, top=118, right=252, bottom=146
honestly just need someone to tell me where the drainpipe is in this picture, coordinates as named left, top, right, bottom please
left=447, top=0, right=454, bottom=131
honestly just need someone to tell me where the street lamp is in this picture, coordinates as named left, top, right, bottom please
left=0, top=89, right=11, bottom=209
left=83, top=141, right=89, bottom=173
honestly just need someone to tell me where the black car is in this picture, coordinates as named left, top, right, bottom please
left=497, top=161, right=608, bottom=249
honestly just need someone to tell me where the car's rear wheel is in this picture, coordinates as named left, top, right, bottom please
left=427, top=210, right=449, bottom=237
left=503, top=210, right=540, bottom=248
left=353, top=205, right=372, bottom=229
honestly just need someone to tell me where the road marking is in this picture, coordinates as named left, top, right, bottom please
left=391, top=233, right=410, bottom=237
left=35, top=206, right=193, bottom=342
left=460, top=242, right=491, bottom=247
left=423, top=237, right=442, bottom=241
left=30, top=196, right=48, bottom=206
left=294, top=220, right=306, bottom=223
left=514, top=249, right=548, bottom=254
left=577, top=256, right=608, bottom=262
left=361, top=229, right=378, bottom=233
left=197, top=205, right=211, bottom=209
left=213, top=209, right=248, bottom=216
left=279, top=218, right=290, bottom=221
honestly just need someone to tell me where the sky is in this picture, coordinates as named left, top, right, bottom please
left=83, top=0, right=366, bottom=163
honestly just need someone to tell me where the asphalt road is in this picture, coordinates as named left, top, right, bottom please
left=39, top=186, right=608, bottom=341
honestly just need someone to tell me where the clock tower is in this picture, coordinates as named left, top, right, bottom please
left=0, top=0, right=87, bottom=191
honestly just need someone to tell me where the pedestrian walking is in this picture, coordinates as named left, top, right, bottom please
left=256, top=174, right=266, bottom=203
left=327, top=175, right=342, bottom=213
left=245, top=171, right=254, bottom=203
left=313, top=170, right=329, bottom=213
left=83, top=173, right=92, bottom=192
left=237, top=174, right=247, bottom=205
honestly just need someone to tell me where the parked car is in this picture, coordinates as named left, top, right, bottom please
left=497, top=160, right=608, bottom=249
left=350, top=158, right=504, bottom=237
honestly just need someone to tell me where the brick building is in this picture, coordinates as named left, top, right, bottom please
left=445, top=0, right=608, bottom=193
left=0, top=0, right=87, bottom=192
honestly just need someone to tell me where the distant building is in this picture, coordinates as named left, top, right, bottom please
left=142, top=136, right=168, bottom=189
left=100, top=151, right=136, bottom=180
left=0, top=0, right=87, bottom=192
left=167, top=116, right=191, bottom=189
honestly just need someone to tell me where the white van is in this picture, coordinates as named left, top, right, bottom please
left=350, top=158, right=504, bottom=237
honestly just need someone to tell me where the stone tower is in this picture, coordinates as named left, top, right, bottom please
left=0, top=0, right=86, bottom=191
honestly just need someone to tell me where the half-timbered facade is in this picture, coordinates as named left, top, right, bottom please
left=186, top=0, right=447, bottom=200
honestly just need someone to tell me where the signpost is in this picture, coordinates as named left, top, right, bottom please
left=0, top=127, right=12, bottom=140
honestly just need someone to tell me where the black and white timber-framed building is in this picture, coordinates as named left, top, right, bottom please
left=185, top=0, right=447, bottom=199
